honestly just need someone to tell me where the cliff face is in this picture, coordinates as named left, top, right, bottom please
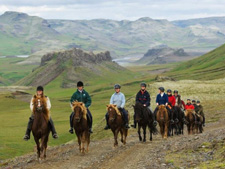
left=18, top=48, right=115, bottom=87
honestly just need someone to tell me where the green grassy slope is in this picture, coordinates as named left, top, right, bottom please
left=167, top=44, right=225, bottom=80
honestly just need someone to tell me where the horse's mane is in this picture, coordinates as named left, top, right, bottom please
left=72, top=101, right=87, bottom=120
left=158, top=105, right=167, bottom=111
left=106, top=104, right=121, bottom=116
left=32, top=95, right=50, bottom=121
left=185, top=109, right=194, bottom=116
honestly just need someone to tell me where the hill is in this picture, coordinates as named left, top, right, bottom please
left=1, top=11, right=225, bottom=61
left=16, top=48, right=133, bottom=87
left=137, top=46, right=189, bottom=64
left=168, top=43, right=225, bottom=80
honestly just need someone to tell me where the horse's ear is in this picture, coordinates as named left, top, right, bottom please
left=80, top=103, right=83, bottom=106
left=106, top=105, right=109, bottom=107
left=113, top=104, right=117, bottom=107
left=33, top=95, right=36, bottom=98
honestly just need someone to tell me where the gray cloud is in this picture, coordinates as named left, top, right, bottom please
left=0, top=0, right=225, bottom=21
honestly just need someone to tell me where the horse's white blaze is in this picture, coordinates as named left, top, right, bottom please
left=38, top=99, right=41, bottom=107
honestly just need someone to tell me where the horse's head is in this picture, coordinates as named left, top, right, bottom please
left=107, top=104, right=120, bottom=122
left=158, top=105, right=167, bottom=120
left=72, top=102, right=87, bottom=122
left=133, top=103, right=144, bottom=122
left=33, top=95, right=47, bottom=113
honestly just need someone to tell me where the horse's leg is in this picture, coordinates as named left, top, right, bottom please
left=149, top=125, right=153, bottom=141
left=138, top=124, right=142, bottom=141
left=143, top=125, right=146, bottom=142
left=160, top=123, right=164, bottom=138
left=43, top=135, right=49, bottom=159
left=86, top=132, right=90, bottom=153
left=114, top=129, right=119, bottom=147
left=120, top=129, right=124, bottom=143
left=81, top=132, right=86, bottom=154
left=34, top=137, right=40, bottom=160
left=123, top=128, right=128, bottom=145
left=76, top=131, right=81, bottom=152
left=164, top=122, right=168, bottom=139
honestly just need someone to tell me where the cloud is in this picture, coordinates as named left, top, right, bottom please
left=0, top=0, right=225, bottom=21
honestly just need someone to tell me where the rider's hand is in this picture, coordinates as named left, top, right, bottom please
left=143, top=104, right=146, bottom=107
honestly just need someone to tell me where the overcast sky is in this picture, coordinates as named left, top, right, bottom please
left=0, top=0, right=225, bottom=21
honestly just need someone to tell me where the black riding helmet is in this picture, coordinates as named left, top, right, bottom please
left=114, top=84, right=121, bottom=89
left=167, top=89, right=172, bottom=93
left=158, top=87, right=165, bottom=92
left=197, top=100, right=200, bottom=103
left=192, top=100, right=196, bottom=103
left=174, top=90, right=178, bottom=94
left=77, top=81, right=84, bottom=87
left=36, top=86, right=44, bottom=91
left=140, top=82, right=146, bottom=87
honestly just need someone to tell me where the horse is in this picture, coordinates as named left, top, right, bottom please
left=32, top=95, right=50, bottom=160
left=106, top=104, right=129, bottom=147
left=185, top=109, right=195, bottom=135
left=133, top=103, right=154, bottom=142
left=195, top=113, right=203, bottom=134
left=170, top=106, right=184, bottom=135
left=156, top=105, right=170, bottom=139
left=72, top=101, right=90, bottom=154
left=168, top=106, right=178, bottom=137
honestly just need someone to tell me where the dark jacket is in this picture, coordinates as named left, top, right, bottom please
left=156, top=93, right=168, bottom=105
left=196, top=105, right=204, bottom=117
left=70, top=89, right=91, bottom=108
left=136, top=90, right=151, bottom=107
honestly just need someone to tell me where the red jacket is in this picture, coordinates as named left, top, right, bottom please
left=185, top=103, right=195, bottom=110
left=168, top=95, right=176, bottom=106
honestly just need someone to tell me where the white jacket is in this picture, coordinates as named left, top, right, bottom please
left=30, top=96, right=51, bottom=112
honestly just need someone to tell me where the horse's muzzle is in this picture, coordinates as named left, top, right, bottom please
left=75, top=118, right=80, bottom=122
left=109, top=118, right=115, bottom=122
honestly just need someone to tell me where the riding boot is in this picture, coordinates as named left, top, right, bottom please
left=131, top=114, right=136, bottom=128
left=49, top=117, right=58, bottom=139
left=86, top=109, right=93, bottom=133
left=69, top=112, right=75, bottom=134
left=104, top=112, right=110, bottom=130
left=121, top=109, right=130, bottom=129
left=167, top=107, right=174, bottom=124
left=23, top=116, right=34, bottom=141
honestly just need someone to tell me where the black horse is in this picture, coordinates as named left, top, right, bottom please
left=133, top=103, right=154, bottom=142
left=169, top=106, right=184, bottom=136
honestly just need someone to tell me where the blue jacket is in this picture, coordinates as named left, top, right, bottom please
left=156, top=93, right=168, bottom=105
left=110, top=92, right=125, bottom=108
left=136, top=90, right=151, bottom=107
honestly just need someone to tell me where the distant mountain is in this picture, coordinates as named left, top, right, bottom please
left=16, top=48, right=128, bottom=88
left=1, top=11, right=225, bottom=62
left=168, top=43, right=225, bottom=80
left=137, top=47, right=189, bottom=64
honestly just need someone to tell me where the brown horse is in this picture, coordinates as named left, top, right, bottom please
left=195, top=114, right=204, bottom=134
left=156, top=105, right=169, bottom=139
left=133, top=103, right=154, bottom=142
left=32, top=95, right=50, bottom=160
left=185, top=109, right=195, bottom=135
left=72, top=101, right=90, bottom=154
left=107, top=104, right=129, bottom=147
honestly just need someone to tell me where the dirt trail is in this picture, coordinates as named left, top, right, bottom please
left=3, top=119, right=225, bottom=169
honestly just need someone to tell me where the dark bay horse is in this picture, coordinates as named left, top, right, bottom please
left=72, top=101, right=90, bottom=154
left=107, top=104, right=129, bottom=147
left=170, top=106, right=184, bottom=136
left=133, top=103, right=154, bottom=142
left=156, top=105, right=169, bottom=139
left=32, top=95, right=50, bottom=160
left=185, top=109, right=195, bottom=135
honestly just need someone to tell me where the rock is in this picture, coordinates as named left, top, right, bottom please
left=155, top=75, right=176, bottom=82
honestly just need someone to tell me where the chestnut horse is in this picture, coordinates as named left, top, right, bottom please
left=107, top=104, right=129, bottom=147
left=133, top=103, right=154, bottom=142
left=32, top=95, right=50, bottom=160
left=156, top=105, right=170, bottom=139
left=185, top=109, right=195, bottom=135
left=72, top=101, right=90, bottom=154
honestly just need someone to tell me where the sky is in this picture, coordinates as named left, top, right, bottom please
left=0, top=0, right=225, bottom=21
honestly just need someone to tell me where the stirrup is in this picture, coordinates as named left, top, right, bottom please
left=104, top=125, right=110, bottom=130
left=153, top=121, right=157, bottom=126
left=89, top=128, right=93, bottom=133
left=23, top=134, right=30, bottom=141
left=52, top=133, right=58, bottom=139
left=131, top=124, right=136, bottom=128
left=69, top=128, right=74, bottom=134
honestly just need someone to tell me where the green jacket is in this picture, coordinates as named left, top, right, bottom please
left=196, top=105, right=204, bottom=117
left=70, top=89, right=91, bottom=108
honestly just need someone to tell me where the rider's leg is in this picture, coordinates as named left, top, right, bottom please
left=121, top=108, right=130, bottom=129
left=49, top=117, right=58, bottom=139
left=69, top=112, right=75, bottom=134
left=23, top=114, right=34, bottom=141
left=166, top=106, right=174, bottom=123
left=104, top=112, right=110, bottom=130
left=86, top=108, right=93, bottom=133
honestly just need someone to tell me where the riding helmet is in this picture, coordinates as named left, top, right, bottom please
left=192, top=100, right=196, bottom=103
left=140, top=82, right=146, bottom=87
left=167, top=89, right=172, bottom=93
left=187, top=99, right=191, bottom=101
left=158, top=87, right=165, bottom=92
left=77, top=81, right=84, bottom=87
left=174, top=90, right=178, bottom=94
left=36, top=86, right=44, bottom=91
left=197, top=100, right=200, bottom=103
left=114, top=84, right=121, bottom=89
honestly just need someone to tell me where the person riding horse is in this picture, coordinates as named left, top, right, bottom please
left=131, top=82, right=157, bottom=128
left=167, top=89, right=176, bottom=123
left=69, top=81, right=93, bottom=134
left=153, top=87, right=173, bottom=122
left=196, top=100, right=205, bottom=126
left=23, top=86, right=58, bottom=141
left=173, top=90, right=185, bottom=109
left=192, top=100, right=198, bottom=112
left=104, top=84, right=130, bottom=130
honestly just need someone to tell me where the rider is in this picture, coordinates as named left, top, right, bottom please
left=153, top=87, right=173, bottom=122
left=131, top=82, right=157, bottom=128
left=69, top=81, right=93, bottom=134
left=167, top=89, right=176, bottom=123
left=173, top=90, right=185, bottom=109
left=192, top=100, right=198, bottom=112
left=23, top=86, right=58, bottom=141
left=196, top=100, right=205, bottom=126
left=185, top=99, right=195, bottom=110
left=104, top=84, right=130, bottom=130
